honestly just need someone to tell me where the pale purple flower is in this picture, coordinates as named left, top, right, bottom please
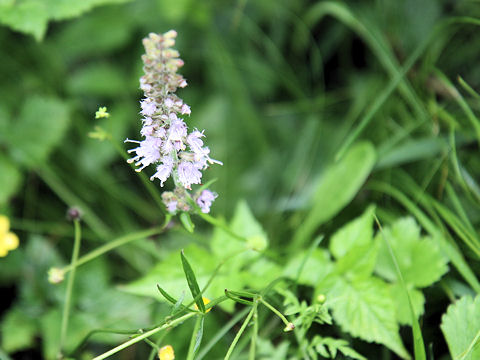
left=141, top=100, right=156, bottom=116
left=197, top=190, right=217, bottom=213
left=166, top=200, right=178, bottom=213
left=169, top=118, right=187, bottom=141
left=177, top=161, right=202, bottom=189
left=164, top=97, right=174, bottom=108
left=126, top=137, right=162, bottom=171
left=181, top=104, right=191, bottom=115
left=150, top=156, right=174, bottom=186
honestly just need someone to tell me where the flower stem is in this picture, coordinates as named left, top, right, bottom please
left=93, top=312, right=197, bottom=360
left=248, top=305, right=258, bottom=360
left=61, top=224, right=168, bottom=275
left=224, top=303, right=257, bottom=360
left=259, top=298, right=290, bottom=328
left=186, top=315, right=203, bottom=360
left=58, top=219, right=82, bottom=359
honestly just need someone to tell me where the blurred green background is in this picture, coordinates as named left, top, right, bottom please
left=1, top=0, right=480, bottom=359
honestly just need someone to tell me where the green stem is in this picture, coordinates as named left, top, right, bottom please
left=93, top=312, right=197, bottom=360
left=249, top=305, right=258, bottom=360
left=186, top=315, right=202, bottom=360
left=58, top=219, right=82, bottom=359
left=259, top=298, right=290, bottom=328
left=224, top=305, right=256, bottom=360
left=61, top=225, right=168, bottom=274
left=197, top=212, right=246, bottom=242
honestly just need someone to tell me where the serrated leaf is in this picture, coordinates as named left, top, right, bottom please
left=441, top=296, right=480, bottom=360
left=327, top=277, right=410, bottom=359
left=375, top=217, right=448, bottom=287
left=0, top=0, right=131, bottom=41
left=7, top=96, right=70, bottom=168
left=0, top=154, right=21, bottom=205
left=330, top=205, right=375, bottom=259
left=181, top=250, right=205, bottom=312
left=292, top=142, right=376, bottom=248
left=334, top=241, right=380, bottom=281
left=390, top=283, right=425, bottom=326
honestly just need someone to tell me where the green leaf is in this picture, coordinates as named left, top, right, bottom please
left=441, top=296, right=480, bottom=360
left=181, top=250, right=205, bottom=312
left=390, top=283, right=425, bottom=326
left=292, top=142, right=376, bottom=248
left=375, top=217, right=448, bottom=287
left=66, top=63, right=129, bottom=97
left=120, top=244, right=216, bottom=302
left=334, top=241, right=380, bottom=281
left=283, top=249, right=333, bottom=286
left=1, top=307, right=37, bottom=353
left=329, top=205, right=376, bottom=259
left=7, top=96, right=70, bottom=168
left=180, top=212, right=195, bottom=233
left=312, top=336, right=367, bottom=360
left=327, top=277, right=410, bottom=359
left=0, top=154, right=21, bottom=205
left=0, top=0, right=131, bottom=41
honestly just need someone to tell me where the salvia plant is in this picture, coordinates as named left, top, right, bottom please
left=2, top=1, right=480, bottom=360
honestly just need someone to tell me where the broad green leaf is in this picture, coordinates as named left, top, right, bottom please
left=334, top=241, right=380, bottom=281
left=7, top=96, right=70, bottom=168
left=327, top=277, right=410, bottom=359
left=66, top=63, right=129, bottom=97
left=181, top=250, right=205, bottom=312
left=0, top=154, right=21, bottom=205
left=283, top=249, right=333, bottom=286
left=375, top=217, right=448, bottom=288
left=329, top=205, right=375, bottom=259
left=1, top=307, right=37, bottom=353
left=390, top=283, right=425, bottom=326
left=0, top=0, right=131, bottom=41
left=120, top=244, right=216, bottom=301
left=292, top=142, right=376, bottom=248
left=441, top=296, right=480, bottom=360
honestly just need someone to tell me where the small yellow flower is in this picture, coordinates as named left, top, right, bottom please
left=0, top=215, right=19, bottom=258
left=194, top=296, right=212, bottom=313
left=95, top=106, right=110, bottom=119
left=158, top=345, right=175, bottom=360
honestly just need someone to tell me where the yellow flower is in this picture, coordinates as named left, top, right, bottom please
left=158, top=345, right=175, bottom=360
left=0, top=215, right=19, bottom=257
left=194, top=296, right=212, bottom=313
left=95, top=106, right=110, bottom=119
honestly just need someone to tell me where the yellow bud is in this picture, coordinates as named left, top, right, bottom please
left=0, top=246, right=7, bottom=257
left=3, top=232, right=19, bottom=251
left=194, top=296, right=212, bottom=313
left=48, top=267, right=65, bottom=284
left=0, top=215, right=10, bottom=234
left=158, top=345, right=175, bottom=360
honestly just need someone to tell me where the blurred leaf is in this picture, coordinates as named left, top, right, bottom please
left=283, top=249, right=333, bottom=286
left=0, top=154, right=21, bottom=205
left=120, top=244, right=216, bottom=301
left=334, top=241, right=380, bottom=281
left=67, top=63, right=129, bottom=97
left=292, top=142, right=376, bottom=248
left=7, top=96, right=70, bottom=168
left=441, top=296, right=480, bottom=360
left=375, top=217, right=448, bottom=288
left=329, top=205, right=375, bottom=259
left=1, top=307, right=37, bottom=353
left=0, top=0, right=131, bottom=41
left=327, top=277, right=409, bottom=359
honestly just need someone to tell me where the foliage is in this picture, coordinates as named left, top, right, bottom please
left=1, top=0, right=480, bottom=359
